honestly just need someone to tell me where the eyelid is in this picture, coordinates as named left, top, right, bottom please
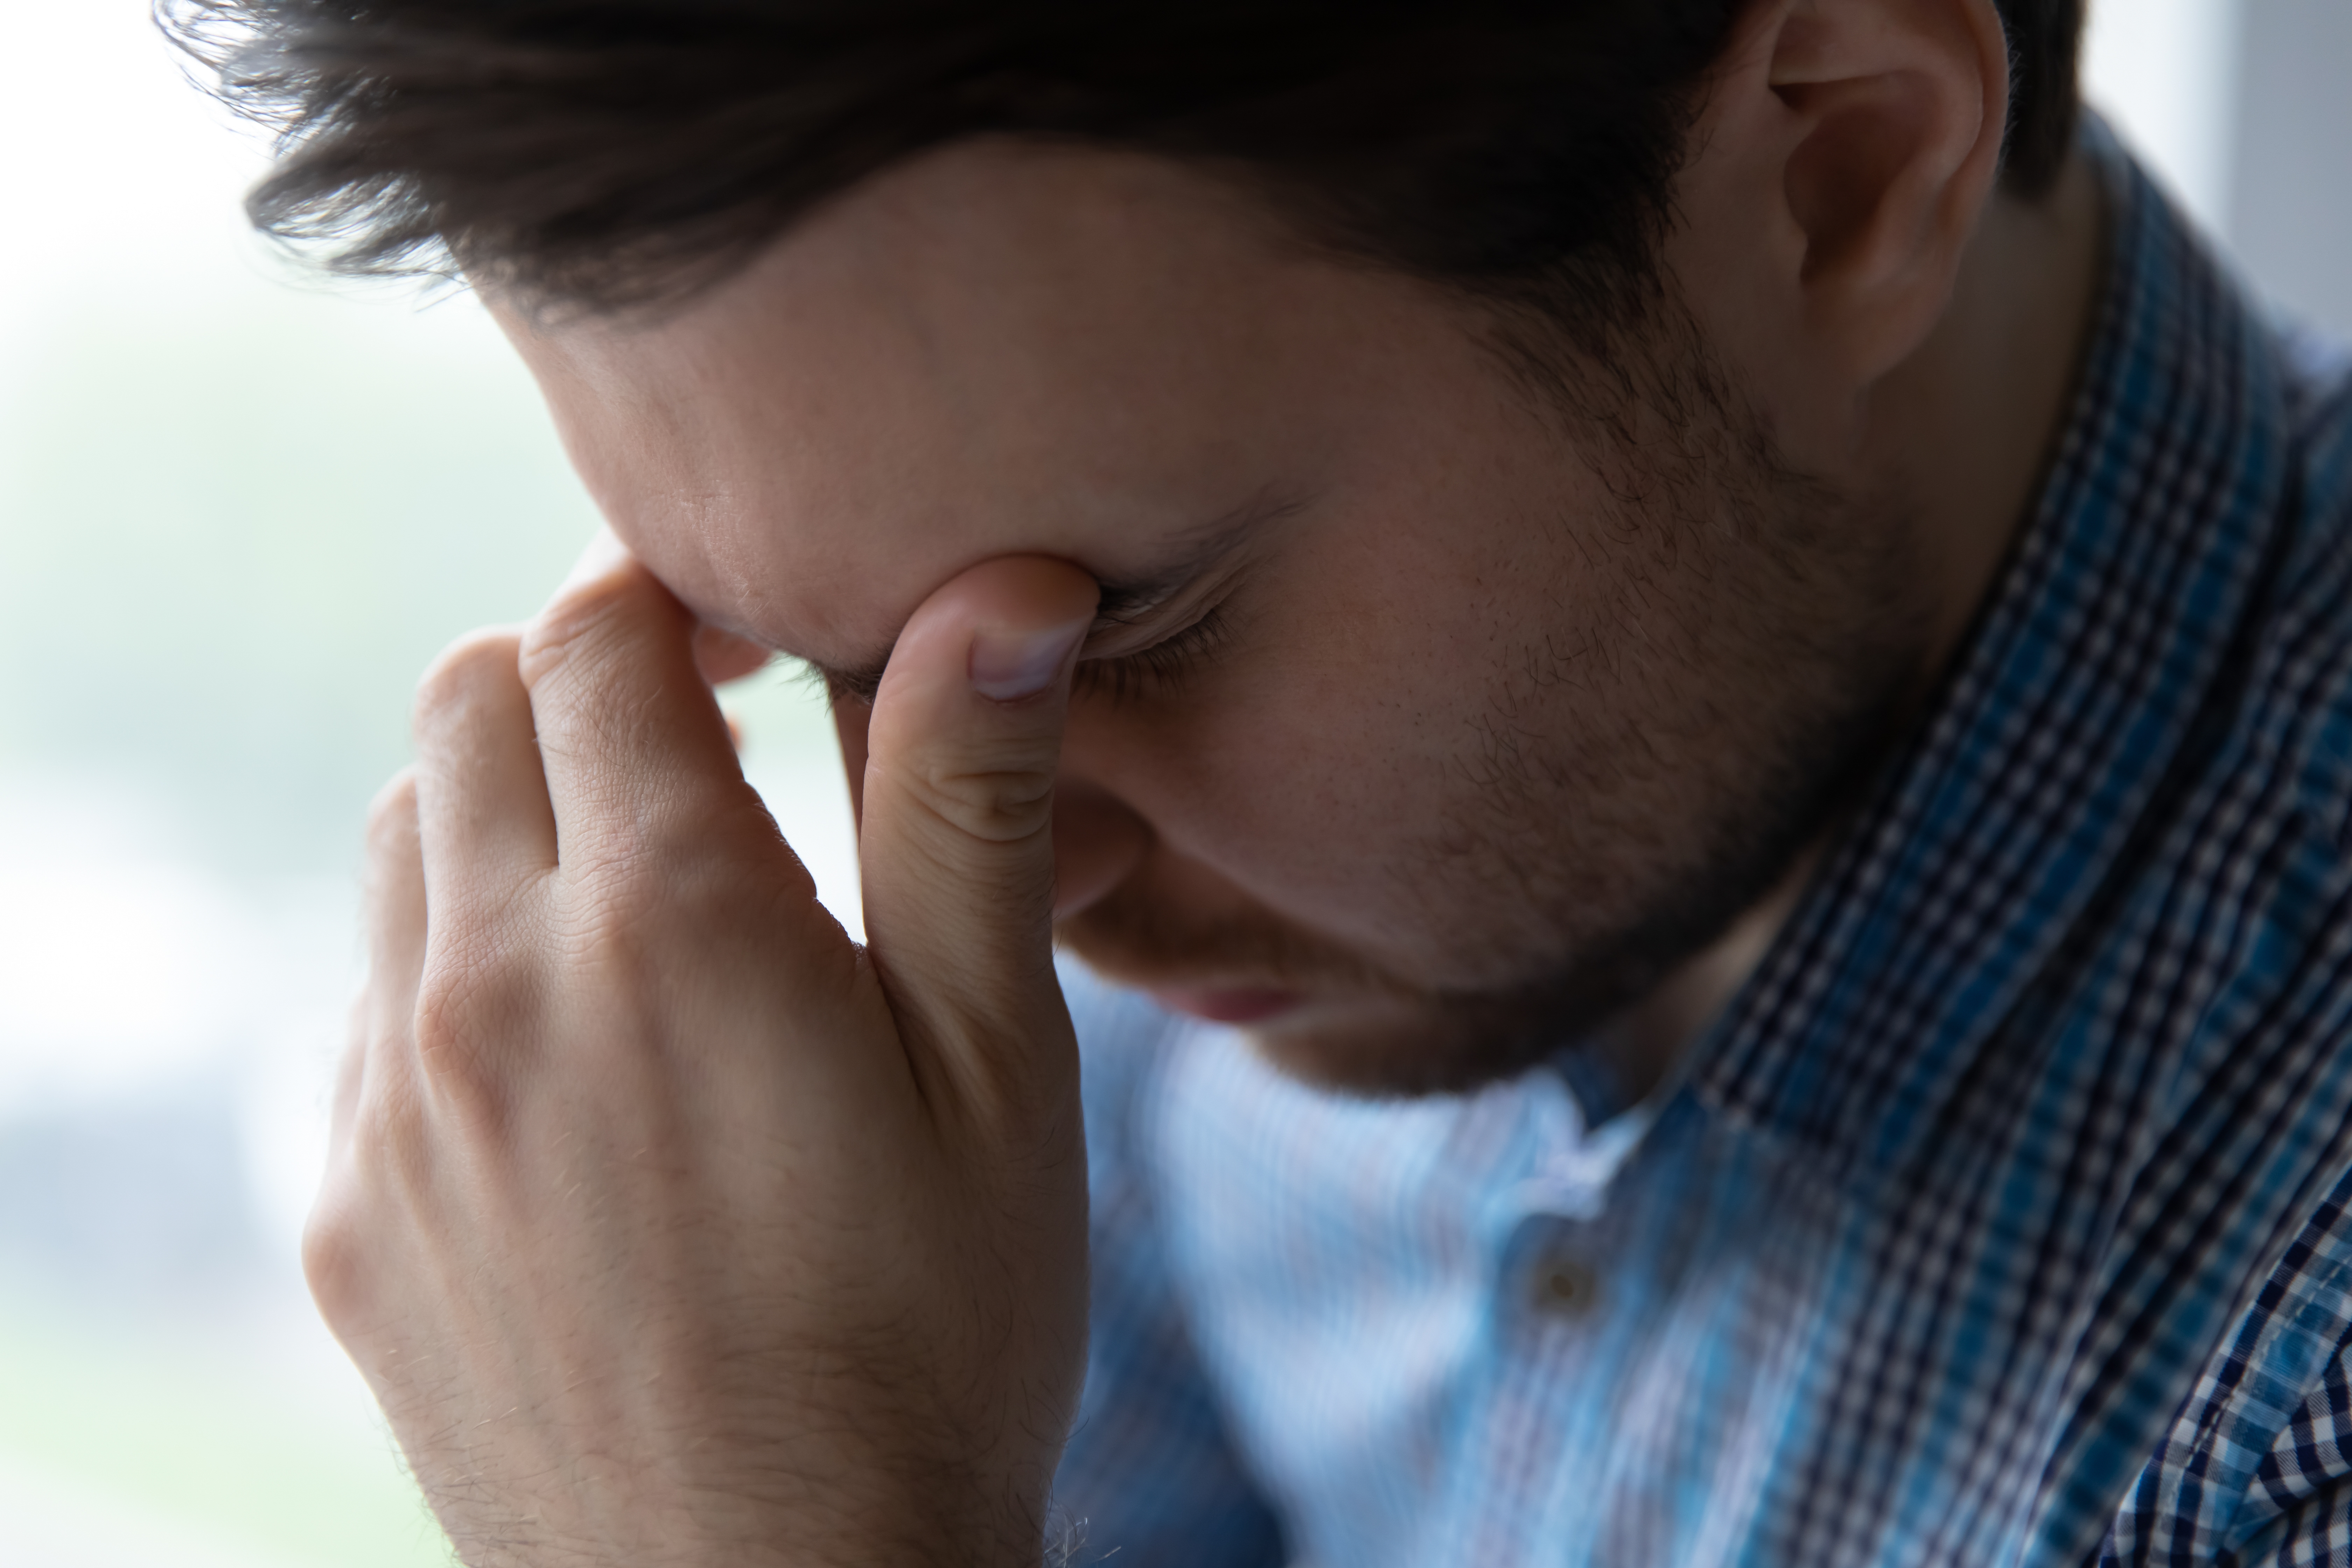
left=817, top=573, right=1239, bottom=710
left=1072, top=600, right=1232, bottom=704
left=1078, top=597, right=1190, bottom=660
left=811, top=606, right=1213, bottom=710
left=1079, top=549, right=1250, bottom=660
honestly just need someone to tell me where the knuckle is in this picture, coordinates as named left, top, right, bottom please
left=890, top=746, right=1059, bottom=847
left=308, top=1061, right=429, bottom=1321
left=300, top=1192, right=369, bottom=1324
left=550, top=878, right=637, bottom=960
left=553, top=876, right=674, bottom=995
left=411, top=628, right=525, bottom=740
left=566, top=778, right=794, bottom=903
left=408, top=957, right=520, bottom=1135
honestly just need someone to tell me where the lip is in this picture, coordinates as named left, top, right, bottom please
left=1151, top=986, right=1307, bottom=1026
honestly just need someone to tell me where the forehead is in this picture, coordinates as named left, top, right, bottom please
left=497, top=139, right=1491, bottom=666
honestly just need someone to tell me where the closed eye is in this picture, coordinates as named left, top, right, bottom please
left=1072, top=602, right=1233, bottom=705
left=810, top=600, right=1235, bottom=709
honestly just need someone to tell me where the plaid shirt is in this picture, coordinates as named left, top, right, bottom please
left=1051, top=126, right=2352, bottom=1568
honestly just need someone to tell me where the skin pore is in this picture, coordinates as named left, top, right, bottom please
left=495, top=0, right=2104, bottom=1103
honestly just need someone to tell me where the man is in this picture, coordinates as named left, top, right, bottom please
left=176, top=0, right=2352, bottom=1562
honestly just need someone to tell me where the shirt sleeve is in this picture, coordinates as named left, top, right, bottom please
left=1051, top=962, right=1288, bottom=1568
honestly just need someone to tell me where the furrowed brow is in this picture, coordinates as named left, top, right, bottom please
left=809, top=493, right=1293, bottom=706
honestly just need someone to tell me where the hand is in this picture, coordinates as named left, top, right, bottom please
left=307, top=536, right=1101, bottom=1567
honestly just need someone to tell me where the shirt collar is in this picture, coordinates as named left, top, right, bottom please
left=1681, top=121, right=2295, bottom=1180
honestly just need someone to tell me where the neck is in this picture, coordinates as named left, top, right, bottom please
left=1597, top=149, right=2110, bottom=1107
left=1877, top=147, right=2110, bottom=678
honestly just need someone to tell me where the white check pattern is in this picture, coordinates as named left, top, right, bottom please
left=1051, top=124, right=2352, bottom=1568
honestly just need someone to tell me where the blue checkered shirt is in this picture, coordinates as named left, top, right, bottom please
left=1050, top=128, right=2352, bottom=1567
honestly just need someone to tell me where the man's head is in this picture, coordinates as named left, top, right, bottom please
left=178, top=0, right=2087, bottom=1095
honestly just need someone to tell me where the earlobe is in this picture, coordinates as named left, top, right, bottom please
left=1767, top=0, right=2011, bottom=381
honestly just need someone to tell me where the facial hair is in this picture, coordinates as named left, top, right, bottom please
left=1057, top=296, right=1932, bottom=1098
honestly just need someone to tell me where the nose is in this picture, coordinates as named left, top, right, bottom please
left=1051, top=778, right=1152, bottom=919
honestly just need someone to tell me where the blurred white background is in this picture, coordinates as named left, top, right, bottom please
left=0, top=2, right=2342, bottom=1564
left=0, top=8, right=859, bottom=1564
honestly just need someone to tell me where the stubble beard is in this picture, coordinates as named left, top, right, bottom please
left=1058, top=302, right=1932, bottom=1099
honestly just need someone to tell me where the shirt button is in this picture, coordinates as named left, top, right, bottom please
left=1534, top=1258, right=1602, bottom=1318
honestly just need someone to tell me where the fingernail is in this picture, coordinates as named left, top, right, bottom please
left=969, top=617, right=1090, bottom=701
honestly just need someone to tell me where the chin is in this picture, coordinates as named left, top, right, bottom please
left=1057, top=925, right=1632, bottom=1099
left=1053, top=873, right=1730, bottom=1100
left=1238, top=999, right=1561, bottom=1099
left=1121, top=980, right=1566, bottom=1101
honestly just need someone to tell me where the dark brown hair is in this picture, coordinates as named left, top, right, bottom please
left=164, top=0, right=2083, bottom=315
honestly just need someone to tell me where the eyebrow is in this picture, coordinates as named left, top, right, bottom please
left=810, top=491, right=1296, bottom=704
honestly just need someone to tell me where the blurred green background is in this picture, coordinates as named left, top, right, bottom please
left=0, top=9, right=854, bottom=1566
left=0, top=2, right=2333, bottom=1565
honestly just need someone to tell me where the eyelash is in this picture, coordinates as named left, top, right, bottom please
left=1072, top=603, right=1232, bottom=705
left=812, top=600, right=1233, bottom=710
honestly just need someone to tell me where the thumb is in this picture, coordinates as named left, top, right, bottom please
left=859, top=555, right=1099, bottom=1125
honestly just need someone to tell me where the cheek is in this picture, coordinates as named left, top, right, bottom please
left=1070, top=637, right=1478, bottom=946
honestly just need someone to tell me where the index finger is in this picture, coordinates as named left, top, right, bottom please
left=517, top=552, right=768, bottom=874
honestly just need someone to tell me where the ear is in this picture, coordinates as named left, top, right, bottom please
left=1678, top=0, right=2011, bottom=393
